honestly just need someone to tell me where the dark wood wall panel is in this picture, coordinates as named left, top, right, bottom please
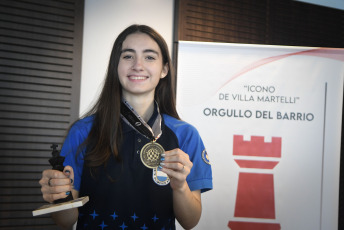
left=176, top=0, right=344, bottom=48
left=268, top=1, right=344, bottom=47
left=0, top=0, right=84, bottom=229
left=175, top=0, right=344, bottom=229
left=178, top=0, right=268, bottom=43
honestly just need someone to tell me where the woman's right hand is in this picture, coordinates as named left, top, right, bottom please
left=39, top=165, right=74, bottom=203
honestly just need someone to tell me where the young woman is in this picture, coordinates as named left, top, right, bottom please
left=40, top=24, right=212, bottom=230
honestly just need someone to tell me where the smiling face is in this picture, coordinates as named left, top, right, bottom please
left=117, top=32, right=169, bottom=101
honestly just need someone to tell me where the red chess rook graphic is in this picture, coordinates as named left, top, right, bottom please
left=228, top=135, right=282, bottom=230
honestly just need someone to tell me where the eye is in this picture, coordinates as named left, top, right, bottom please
left=122, top=54, right=133, bottom=60
left=145, top=55, right=156, bottom=61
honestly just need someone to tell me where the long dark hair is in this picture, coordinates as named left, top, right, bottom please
left=82, top=24, right=179, bottom=168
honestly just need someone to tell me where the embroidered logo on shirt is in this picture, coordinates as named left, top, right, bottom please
left=202, top=149, right=211, bottom=165
left=152, top=167, right=170, bottom=186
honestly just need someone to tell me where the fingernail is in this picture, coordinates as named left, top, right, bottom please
left=160, top=157, right=165, bottom=162
left=158, top=165, right=163, bottom=169
left=161, top=153, right=165, bottom=157
left=70, top=179, right=73, bottom=184
left=66, top=191, right=71, bottom=195
left=160, top=162, right=165, bottom=166
left=65, top=170, right=71, bottom=176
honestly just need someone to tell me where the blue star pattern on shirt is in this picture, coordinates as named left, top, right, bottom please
left=79, top=210, right=174, bottom=229
left=152, top=214, right=159, bottom=222
left=90, top=210, right=98, bottom=220
left=119, top=222, right=128, bottom=230
left=99, top=221, right=108, bottom=230
left=141, top=224, right=148, bottom=230
left=111, top=211, right=118, bottom=220
left=131, top=212, right=139, bottom=222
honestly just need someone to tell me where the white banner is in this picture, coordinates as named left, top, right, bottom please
left=176, top=41, right=344, bottom=230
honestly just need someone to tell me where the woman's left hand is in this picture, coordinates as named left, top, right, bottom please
left=160, top=148, right=193, bottom=191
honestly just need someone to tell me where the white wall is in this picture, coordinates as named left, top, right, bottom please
left=80, top=0, right=174, bottom=115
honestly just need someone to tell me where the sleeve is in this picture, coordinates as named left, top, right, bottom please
left=178, top=124, right=213, bottom=193
left=60, top=120, right=89, bottom=191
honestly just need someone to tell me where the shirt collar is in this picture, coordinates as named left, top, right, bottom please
left=121, top=102, right=159, bottom=134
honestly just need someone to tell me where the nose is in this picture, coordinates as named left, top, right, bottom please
left=132, top=58, right=143, bottom=71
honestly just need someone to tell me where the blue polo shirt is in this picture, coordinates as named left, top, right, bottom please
left=61, top=110, right=212, bottom=229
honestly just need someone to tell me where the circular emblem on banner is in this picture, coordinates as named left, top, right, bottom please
left=202, top=149, right=211, bottom=165
left=153, top=167, right=170, bottom=186
left=140, top=142, right=164, bottom=169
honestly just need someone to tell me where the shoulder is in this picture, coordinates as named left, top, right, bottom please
left=68, top=115, right=94, bottom=139
left=162, top=114, right=199, bottom=136
left=162, top=114, right=202, bottom=147
left=72, top=115, right=94, bottom=130
left=73, top=115, right=94, bottom=128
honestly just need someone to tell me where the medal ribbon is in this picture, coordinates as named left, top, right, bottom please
left=120, top=100, right=162, bottom=142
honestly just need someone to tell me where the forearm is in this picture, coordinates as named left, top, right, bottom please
left=51, top=189, right=79, bottom=229
left=173, top=184, right=202, bottom=230
left=51, top=207, right=78, bottom=230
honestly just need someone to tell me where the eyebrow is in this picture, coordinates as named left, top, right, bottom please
left=121, top=48, right=160, bottom=56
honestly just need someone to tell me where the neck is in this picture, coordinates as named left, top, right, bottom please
left=124, top=96, right=154, bottom=122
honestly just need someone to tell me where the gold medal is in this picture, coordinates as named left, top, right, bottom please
left=140, top=142, right=164, bottom=169
left=121, top=100, right=164, bottom=169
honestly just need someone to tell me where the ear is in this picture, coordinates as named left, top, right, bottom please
left=160, top=63, right=169, bottom=79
